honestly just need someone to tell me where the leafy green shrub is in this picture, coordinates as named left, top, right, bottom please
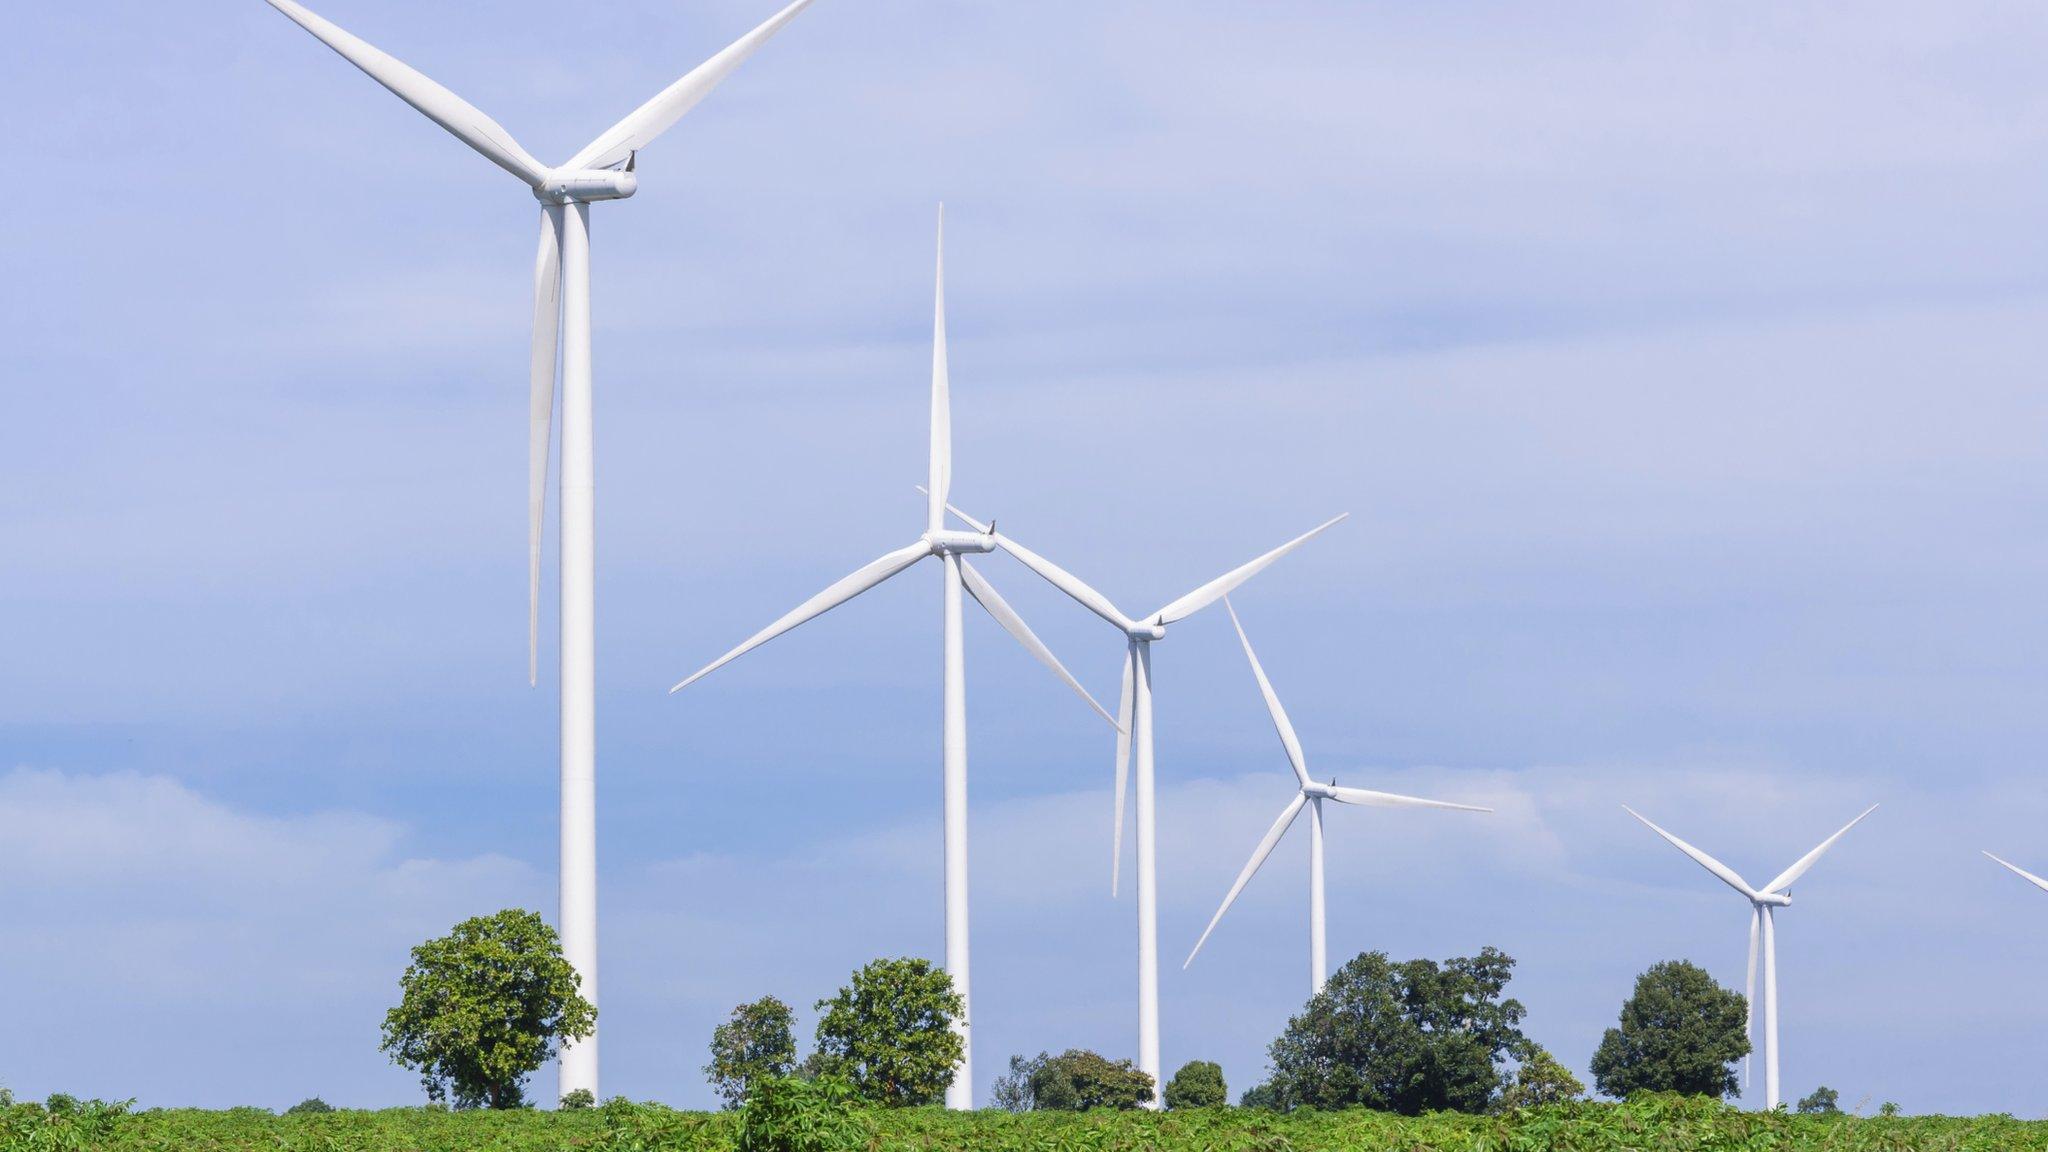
left=738, top=1075, right=869, bottom=1152
left=707, top=997, right=798, bottom=1110
left=285, top=1096, right=335, bottom=1114
left=1797, top=1085, right=1840, bottom=1115
left=1026, top=1049, right=1153, bottom=1111
left=560, top=1088, right=596, bottom=1110
left=1163, top=1060, right=1227, bottom=1110
left=1495, top=1046, right=1585, bottom=1111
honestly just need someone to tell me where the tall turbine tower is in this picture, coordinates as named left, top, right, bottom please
left=1624, top=804, right=1877, bottom=1110
left=671, top=211, right=1118, bottom=1109
left=1183, top=600, right=1488, bottom=994
left=939, top=502, right=1344, bottom=1104
left=261, top=0, right=823, bottom=1100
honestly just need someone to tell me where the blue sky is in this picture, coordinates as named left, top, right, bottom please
left=4, top=0, right=2048, bottom=1116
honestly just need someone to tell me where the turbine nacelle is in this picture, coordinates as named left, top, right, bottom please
left=1129, top=620, right=1169, bottom=641
left=1754, top=891, right=1793, bottom=907
left=536, top=168, right=640, bottom=204
left=925, top=529, right=997, bottom=555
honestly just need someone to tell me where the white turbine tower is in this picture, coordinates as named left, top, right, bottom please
left=1984, top=851, right=2048, bottom=893
left=938, top=502, right=1345, bottom=1105
left=262, top=0, right=821, bottom=1100
left=1623, top=803, right=1877, bottom=1111
left=1183, top=600, right=1489, bottom=994
left=670, top=211, right=1117, bottom=1110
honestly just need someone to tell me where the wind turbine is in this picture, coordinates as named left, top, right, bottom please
left=261, top=0, right=822, bottom=1100
left=937, top=501, right=1345, bottom=1105
left=1984, top=851, right=2048, bottom=893
left=1182, top=600, right=1489, bottom=994
left=670, top=210, right=1117, bottom=1110
left=1623, top=803, right=1877, bottom=1111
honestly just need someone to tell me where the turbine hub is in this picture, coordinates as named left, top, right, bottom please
left=1128, top=622, right=1167, bottom=641
left=535, top=168, right=639, bottom=204
left=1757, top=892, right=1792, bottom=907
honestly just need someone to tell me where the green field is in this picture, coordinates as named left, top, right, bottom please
left=5, top=1095, right=2043, bottom=1152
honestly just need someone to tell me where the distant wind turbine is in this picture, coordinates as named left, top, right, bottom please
left=1624, top=803, right=1877, bottom=1111
left=938, top=501, right=1344, bottom=1105
left=262, top=0, right=823, bottom=1101
left=671, top=210, right=1117, bottom=1110
left=1984, top=851, right=2048, bottom=893
left=1183, top=599, right=1489, bottom=994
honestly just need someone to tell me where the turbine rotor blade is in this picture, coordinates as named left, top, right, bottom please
left=669, top=540, right=930, bottom=693
left=528, top=206, right=563, bottom=685
left=1622, top=805, right=1759, bottom=900
left=1327, top=785, right=1489, bottom=813
left=264, top=0, right=549, bottom=187
left=1224, top=598, right=1310, bottom=787
left=936, top=496, right=1134, bottom=633
left=1111, top=642, right=1135, bottom=896
left=1183, top=792, right=1309, bottom=969
left=1745, top=904, right=1760, bottom=1091
left=1153, top=514, right=1348, bottom=626
left=927, top=207, right=950, bottom=534
left=565, top=0, right=818, bottom=171
left=1762, top=804, right=1877, bottom=895
left=1984, top=851, right=2048, bottom=894
left=960, top=559, right=1118, bottom=730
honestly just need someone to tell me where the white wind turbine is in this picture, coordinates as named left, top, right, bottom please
left=937, top=502, right=1345, bottom=1105
left=262, top=0, right=821, bottom=1100
left=670, top=210, right=1117, bottom=1110
left=1624, top=803, right=1877, bottom=1111
left=1183, top=600, right=1489, bottom=995
left=1984, top=852, right=2048, bottom=893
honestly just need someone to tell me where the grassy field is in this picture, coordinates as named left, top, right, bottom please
left=5, top=1093, right=2043, bottom=1151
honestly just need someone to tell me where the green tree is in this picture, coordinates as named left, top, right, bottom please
left=811, top=957, right=962, bottom=1107
left=1589, top=960, right=1749, bottom=1101
left=1797, top=1086, right=1841, bottom=1115
left=1494, top=1047, right=1584, bottom=1111
left=706, top=997, right=799, bottom=1110
left=1260, top=947, right=1533, bottom=1115
left=283, top=1097, right=334, bottom=1115
left=1163, top=1060, right=1227, bottom=1109
left=1028, top=1049, right=1154, bottom=1111
left=1238, top=1081, right=1283, bottom=1110
left=378, top=908, right=596, bottom=1109
left=989, top=1053, right=1044, bottom=1112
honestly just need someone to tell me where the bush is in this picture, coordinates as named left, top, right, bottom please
left=1495, top=1047, right=1585, bottom=1111
left=738, top=1075, right=869, bottom=1152
left=285, top=1097, right=335, bottom=1115
left=559, top=1088, right=595, bottom=1110
left=1028, top=1049, right=1153, bottom=1111
left=1163, top=1060, right=1227, bottom=1110
left=707, top=997, right=798, bottom=1110
left=989, top=1054, right=1042, bottom=1112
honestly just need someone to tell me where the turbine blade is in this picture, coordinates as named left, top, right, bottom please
left=1153, top=514, right=1348, bottom=626
left=669, top=540, right=930, bottom=692
left=264, top=0, right=549, bottom=187
left=1183, top=793, right=1309, bottom=968
left=1111, top=643, right=1135, bottom=896
left=1745, top=904, right=1759, bottom=1091
left=565, top=0, right=818, bottom=171
left=1984, top=851, right=2048, bottom=894
left=960, top=559, right=1118, bottom=730
left=528, top=206, right=563, bottom=686
left=1224, top=598, right=1310, bottom=787
left=1622, top=806, right=1759, bottom=900
left=937, top=496, right=1133, bottom=632
left=1762, top=804, right=1878, bottom=895
left=1327, top=785, right=1489, bottom=813
left=927, top=207, right=950, bottom=534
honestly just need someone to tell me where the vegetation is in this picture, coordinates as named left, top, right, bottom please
left=1590, top=959, right=1751, bottom=1100
left=807, top=956, right=962, bottom=1107
left=1246, top=947, right=1535, bottom=1114
left=989, top=1049, right=1153, bottom=1111
left=283, top=1097, right=333, bottom=1115
left=1162, top=1059, right=1227, bottom=1110
left=1494, top=1045, right=1585, bottom=1111
left=1799, top=1085, right=1843, bottom=1115
left=735, top=1075, right=867, bottom=1152
left=707, top=996, right=799, bottom=1110
left=378, top=908, right=597, bottom=1109
left=6, top=1093, right=2048, bottom=1150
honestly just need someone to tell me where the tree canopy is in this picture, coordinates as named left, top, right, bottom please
left=705, top=997, right=798, bottom=1110
left=810, top=957, right=962, bottom=1107
left=1589, top=960, right=1750, bottom=1101
left=1253, top=948, right=1534, bottom=1115
left=1494, top=1046, right=1585, bottom=1111
left=378, top=909, right=595, bottom=1109
left=1163, top=1060, right=1228, bottom=1110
